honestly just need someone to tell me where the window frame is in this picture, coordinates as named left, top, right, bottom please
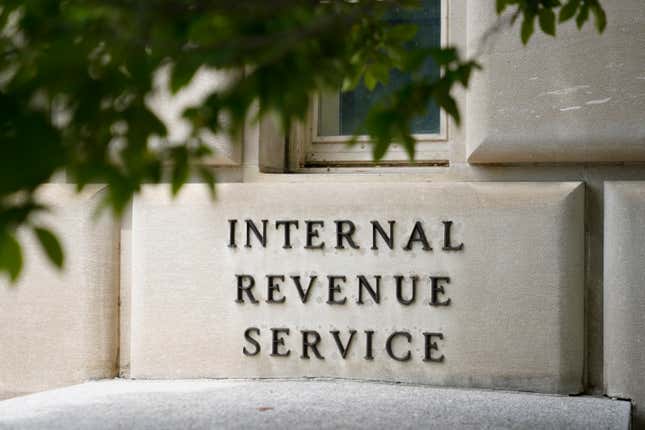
left=299, top=0, right=450, bottom=168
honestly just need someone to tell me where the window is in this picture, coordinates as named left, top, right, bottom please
left=301, top=0, right=448, bottom=168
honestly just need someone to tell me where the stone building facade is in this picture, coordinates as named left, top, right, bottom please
left=1, top=0, right=645, bottom=427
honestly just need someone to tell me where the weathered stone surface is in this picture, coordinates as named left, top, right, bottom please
left=466, top=0, right=645, bottom=163
left=0, top=185, right=119, bottom=399
left=0, top=379, right=631, bottom=430
left=125, top=182, right=584, bottom=393
left=604, top=181, right=645, bottom=427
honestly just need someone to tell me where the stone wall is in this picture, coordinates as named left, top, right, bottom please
left=2, top=0, right=645, bottom=427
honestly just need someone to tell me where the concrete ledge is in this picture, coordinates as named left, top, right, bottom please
left=0, top=379, right=631, bottom=429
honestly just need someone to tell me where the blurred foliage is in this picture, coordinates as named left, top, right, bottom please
left=0, top=0, right=605, bottom=281
left=496, top=0, right=606, bottom=43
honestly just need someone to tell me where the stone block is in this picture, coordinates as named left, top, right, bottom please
left=126, top=182, right=584, bottom=394
left=466, top=1, right=645, bottom=163
left=124, top=183, right=584, bottom=393
left=0, top=185, right=119, bottom=399
left=604, top=181, right=645, bottom=427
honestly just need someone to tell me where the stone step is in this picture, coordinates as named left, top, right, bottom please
left=0, top=379, right=630, bottom=430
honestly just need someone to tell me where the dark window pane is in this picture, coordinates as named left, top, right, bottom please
left=340, top=0, right=441, bottom=135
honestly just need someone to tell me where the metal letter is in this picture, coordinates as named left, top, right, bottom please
left=266, top=275, right=286, bottom=304
left=245, top=219, right=268, bottom=248
left=403, top=221, right=432, bottom=251
left=276, top=220, right=299, bottom=249
left=291, top=275, right=317, bottom=303
left=326, top=275, right=347, bottom=305
left=386, top=331, right=412, bottom=362
left=371, top=220, right=395, bottom=250
left=442, top=221, right=464, bottom=251
left=334, top=220, right=360, bottom=249
left=364, top=330, right=375, bottom=360
left=395, top=275, right=417, bottom=305
left=330, top=330, right=357, bottom=359
left=235, top=275, right=258, bottom=304
left=423, top=332, right=445, bottom=363
left=301, top=330, right=325, bottom=360
left=305, top=220, right=325, bottom=249
left=228, top=219, right=237, bottom=248
left=357, top=275, right=381, bottom=304
left=429, top=276, right=451, bottom=306
left=243, top=327, right=261, bottom=356
left=271, top=328, right=291, bottom=357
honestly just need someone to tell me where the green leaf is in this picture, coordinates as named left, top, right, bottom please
left=386, top=23, right=418, bottom=43
left=0, top=232, right=22, bottom=283
left=437, top=92, right=461, bottom=126
left=559, top=0, right=580, bottom=22
left=171, top=61, right=199, bottom=94
left=539, top=8, right=557, bottom=36
left=521, top=14, right=536, bottom=44
left=33, top=227, right=64, bottom=269
left=576, top=3, right=590, bottom=29
left=372, top=137, right=390, bottom=161
left=428, top=47, right=458, bottom=66
left=197, top=165, right=216, bottom=199
left=496, top=0, right=507, bottom=14
left=454, top=62, right=480, bottom=87
left=342, top=71, right=363, bottom=92
left=370, top=63, right=390, bottom=86
left=364, top=70, right=378, bottom=91
left=171, top=147, right=189, bottom=196
left=590, top=4, right=607, bottom=32
left=401, top=134, right=416, bottom=160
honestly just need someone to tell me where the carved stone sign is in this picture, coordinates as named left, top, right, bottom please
left=127, top=182, right=584, bottom=394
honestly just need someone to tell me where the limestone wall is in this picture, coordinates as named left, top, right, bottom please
left=2, top=0, right=645, bottom=427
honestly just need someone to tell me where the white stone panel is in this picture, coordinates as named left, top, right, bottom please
left=128, top=182, right=584, bottom=393
left=0, top=185, right=119, bottom=399
left=604, top=181, right=645, bottom=427
left=466, top=1, right=645, bottom=163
